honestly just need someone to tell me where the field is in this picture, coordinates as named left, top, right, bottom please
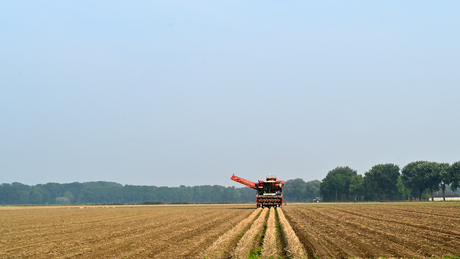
left=0, top=202, right=459, bottom=258
left=283, top=202, right=460, bottom=259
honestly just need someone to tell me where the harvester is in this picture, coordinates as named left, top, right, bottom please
left=231, top=174, right=285, bottom=208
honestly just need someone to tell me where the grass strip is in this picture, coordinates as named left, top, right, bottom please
left=201, top=208, right=261, bottom=259
left=278, top=208, right=307, bottom=259
left=232, top=208, right=269, bottom=259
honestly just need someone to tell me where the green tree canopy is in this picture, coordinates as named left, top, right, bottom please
left=364, top=163, right=400, bottom=201
left=450, top=161, right=460, bottom=192
left=396, top=175, right=412, bottom=200
left=64, top=191, right=75, bottom=203
left=401, top=161, right=429, bottom=201
left=438, top=162, right=452, bottom=201
left=284, top=179, right=320, bottom=202
left=320, top=166, right=357, bottom=202
left=349, top=175, right=364, bottom=201
left=419, top=162, right=444, bottom=201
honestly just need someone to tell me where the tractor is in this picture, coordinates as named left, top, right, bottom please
left=231, top=174, right=285, bottom=208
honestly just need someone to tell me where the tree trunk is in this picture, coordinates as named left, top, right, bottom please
left=442, top=184, right=446, bottom=201
left=335, top=189, right=337, bottom=202
left=430, top=188, right=434, bottom=201
left=419, top=189, right=423, bottom=201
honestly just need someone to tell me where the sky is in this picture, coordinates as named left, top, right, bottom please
left=1, top=1, right=460, bottom=187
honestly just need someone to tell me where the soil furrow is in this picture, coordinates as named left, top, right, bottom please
left=1, top=208, right=224, bottom=256
left=286, top=208, right=396, bottom=258
left=325, top=208, right=460, bottom=256
left=333, top=207, right=460, bottom=238
left=65, top=209, right=234, bottom=258
left=0, top=205, right=254, bottom=258
left=2, top=203, right=460, bottom=258
left=304, top=207, right=432, bottom=258
left=232, top=208, right=269, bottom=259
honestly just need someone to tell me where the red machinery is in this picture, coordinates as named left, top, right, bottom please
left=231, top=174, right=285, bottom=208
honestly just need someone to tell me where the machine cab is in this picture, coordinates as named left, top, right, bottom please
left=259, top=175, right=280, bottom=195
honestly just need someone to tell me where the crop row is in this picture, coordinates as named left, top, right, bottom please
left=202, top=207, right=307, bottom=259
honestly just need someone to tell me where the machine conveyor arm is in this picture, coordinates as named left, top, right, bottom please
left=230, top=174, right=258, bottom=190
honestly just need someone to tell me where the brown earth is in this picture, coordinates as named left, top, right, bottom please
left=0, top=204, right=254, bottom=258
left=1, top=202, right=459, bottom=258
left=283, top=202, right=460, bottom=259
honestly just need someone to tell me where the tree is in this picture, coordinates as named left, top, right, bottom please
left=225, top=186, right=241, bottom=202
left=77, top=187, right=95, bottom=204
left=284, top=179, right=307, bottom=202
left=415, top=162, right=441, bottom=201
left=332, top=174, right=346, bottom=201
left=305, top=180, right=321, bottom=199
left=55, top=197, right=70, bottom=204
left=396, top=175, right=411, bottom=200
left=320, top=166, right=357, bottom=202
left=401, top=161, right=429, bottom=201
left=450, top=161, right=460, bottom=193
left=438, top=162, right=452, bottom=201
left=364, top=163, right=400, bottom=201
left=349, top=175, right=364, bottom=201
left=284, top=179, right=321, bottom=202
left=64, top=191, right=75, bottom=203
left=29, top=187, right=45, bottom=204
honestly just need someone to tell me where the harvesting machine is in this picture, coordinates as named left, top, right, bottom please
left=231, top=174, right=285, bottom=208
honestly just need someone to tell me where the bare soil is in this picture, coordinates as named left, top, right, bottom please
left=0, top=204, right=253, bottom=258
left=2, top=202, right=459, bottom=258
left=283, top=202, right=460, bottom=259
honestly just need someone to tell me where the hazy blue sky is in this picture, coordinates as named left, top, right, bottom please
left=1, top=1, right=459, bottom=187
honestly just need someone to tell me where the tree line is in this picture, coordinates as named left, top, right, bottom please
left=0, top=179, right=318, bottom=205
left=319, top=161, right=460, bottom=202
left=2, top=160, right=458, bottom=205
left=283, top=179, right=320, bottom=202
left=0, top=181, right=256, bottom=205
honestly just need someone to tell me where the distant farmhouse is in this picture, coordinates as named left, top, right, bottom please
left=432, top=190, right=460, bottom=201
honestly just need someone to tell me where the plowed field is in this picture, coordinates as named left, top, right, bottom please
left=0, top=204, right=254, bottom=258
left=1, top=202, right=459, bottom=258
left=283, top=202, right=460, bottom=259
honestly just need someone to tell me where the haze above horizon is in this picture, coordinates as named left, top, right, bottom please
left=1, top=1, right=459, bottom=187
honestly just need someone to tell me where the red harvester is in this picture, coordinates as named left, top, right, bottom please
left=231, top=174, right=285, bottom=208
